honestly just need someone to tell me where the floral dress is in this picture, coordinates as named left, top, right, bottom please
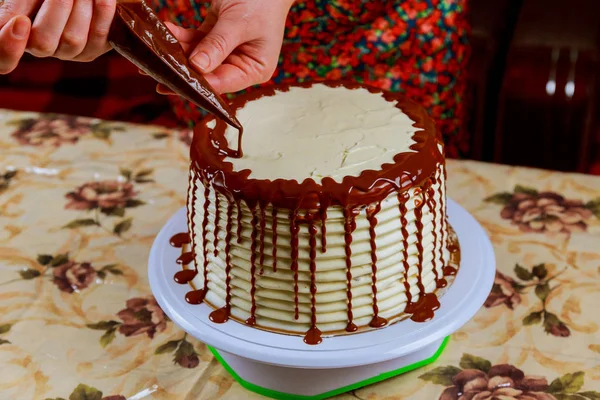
left=152, top=0, right=470, bottom=157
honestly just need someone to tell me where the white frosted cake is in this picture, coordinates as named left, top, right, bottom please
left=173, top=82, right=457, bottom=345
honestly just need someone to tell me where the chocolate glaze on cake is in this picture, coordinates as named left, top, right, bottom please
left=171, top=81, right=458, bottom=345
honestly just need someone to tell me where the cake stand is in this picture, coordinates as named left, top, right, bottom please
left=148, top=199, right=495, bottom=399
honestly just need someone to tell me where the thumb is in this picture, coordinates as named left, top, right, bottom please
left=0, top=15, right=31, bottom=74
left=189, top=15, right=243, bottom=73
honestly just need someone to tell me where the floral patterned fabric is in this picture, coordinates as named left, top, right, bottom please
left=1, top=110, right=599, bottom=399
left=150, top=0, right=470, bottom=157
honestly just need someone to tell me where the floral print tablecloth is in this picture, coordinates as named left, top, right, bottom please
left=0, top=110, right=599, bottom=400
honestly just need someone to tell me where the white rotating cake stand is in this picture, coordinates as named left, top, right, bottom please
left=149, top=199, right=495, bottom=399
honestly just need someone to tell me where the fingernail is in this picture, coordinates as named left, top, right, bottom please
left=11, top=16, right=29, bottom=39
left=191, top=52, right=210, bottom=71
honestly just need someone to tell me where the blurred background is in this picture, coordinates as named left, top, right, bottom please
left=1, top=0, right=599, bottom=175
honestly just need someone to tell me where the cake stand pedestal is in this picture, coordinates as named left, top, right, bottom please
left=207, top=337, right=448, bottom=399
left=149, top=199, right=495, bottom=399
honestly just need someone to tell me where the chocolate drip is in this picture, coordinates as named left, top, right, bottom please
left=319, top=197, right=329, bottom=253
left=413, top=188, right=426, bottom=296
left=304, top=222, right=322, bottom=345
left=175, top=269, right=197, bottom=284
left=209, top=307, right=229, bottom=323
left=426, top=179, right=441, bottom=287
left=209, top=201, right=234, bottom=324
left=258, top=204, right=266, bottom=273
left=246, top=206, right=259, bottom=326
left=367, top=202, right=387, bottom=328
left=176, top=252, right=195, bottom=265
left=443, top=266, right=458, bottom=276
left=169, top=232, right=190, bottom=248
left=435, top=173, right=445, bottom=262
left=176, top=176, right=202, bottom=298
left=235, top=201, right=243, bottom=244
left=405, top=185, right=442, bottom=322
left=185, top=289, right=205, bottom=304
left=398, top=192, right=413, bottom=305
left=435, top=171, right=447, bottom=261
left=290, top=209, right=300, bottom=320
left=304, top=326, right=323, bottom=346
left=271, top=207, right=278, bottom=272
left=200, top=185, right=211, bottom=293
left=213, top=189, right=221, bottom=256
left=436, top=169, right=450, bottom=289
left=343, top=208, right=358, bottom=332
left=408, top=293, right=440, bottom=322
left=188, top=173, right=198, bottom=256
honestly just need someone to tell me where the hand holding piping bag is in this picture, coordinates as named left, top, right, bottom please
left=155, top=0, right=294, bottom=95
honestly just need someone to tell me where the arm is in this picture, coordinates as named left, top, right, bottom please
left=0, top=0, right=293, bottom=94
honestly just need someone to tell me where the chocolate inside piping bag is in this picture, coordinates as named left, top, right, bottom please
left=108, top=1, right=244, bottom=156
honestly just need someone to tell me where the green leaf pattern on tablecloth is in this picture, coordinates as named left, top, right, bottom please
left=44, top=383, right=125, bottom=400
left=3, top=252, right=124, bottom=294
left=485, top=263, right=571, bottom=337
left=63, top=168, right=151, bottom=237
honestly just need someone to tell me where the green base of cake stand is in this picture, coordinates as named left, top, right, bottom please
left=208, top=336, right=449, bottom=400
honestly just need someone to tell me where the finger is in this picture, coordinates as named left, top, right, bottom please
left=74, top=0, right=115, bottom=62
left=54, top=0, right=93, bottom=59
left=189, top=12, right=245, bottom=74
left=197, top=9, right=217, bottom=34
left=164, top=21, right=201, bottom=44
left=164, top=21, right=205, bottom=55
left=138, top=68, right=148, bottom=76
left=27, top=0, right=74, bottom=57
left=0, top=0, right=38, bottom=28
left=202, top=63, right=262, bottom=94
left=0, top=15, right=31, bottom=74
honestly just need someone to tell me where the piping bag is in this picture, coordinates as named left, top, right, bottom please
left=108, top=0, right=244, bottom=156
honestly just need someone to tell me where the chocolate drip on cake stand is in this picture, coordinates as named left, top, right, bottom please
left=169, top=232, right=190, bottom=248
left=246, top=206, right=260, bottom=326
left=366, top=202, right=388, bottom=328
left=271, top=208, right=278, bottom=272
left=398, top=192, right=413, bottom=306
left=305, top=222, right=322, bottom=345
left=289, top=209, right=301, bottom=320
left=343, top=208, right=359, bottom=333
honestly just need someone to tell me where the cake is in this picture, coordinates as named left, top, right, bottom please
left=171, top=81, right=458, bottom=345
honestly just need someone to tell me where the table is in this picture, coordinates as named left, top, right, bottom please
left=0, top=110, right=599, bottom=399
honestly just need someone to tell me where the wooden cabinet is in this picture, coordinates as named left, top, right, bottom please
left=470, top=0, right=600, bottom=173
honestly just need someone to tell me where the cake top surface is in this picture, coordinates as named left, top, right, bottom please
left=217, top=84, right=417, bottom=183
left=191, top=81, right=442, bottom=209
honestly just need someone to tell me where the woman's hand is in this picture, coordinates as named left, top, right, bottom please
left=0, top=0, right=116, bottom=74
left=165, top=0, right=294, bottom=94
left=0, top=15, right=31, bottom=74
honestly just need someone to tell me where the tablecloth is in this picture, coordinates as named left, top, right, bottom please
left=0, top=110, right=599, bottom=400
